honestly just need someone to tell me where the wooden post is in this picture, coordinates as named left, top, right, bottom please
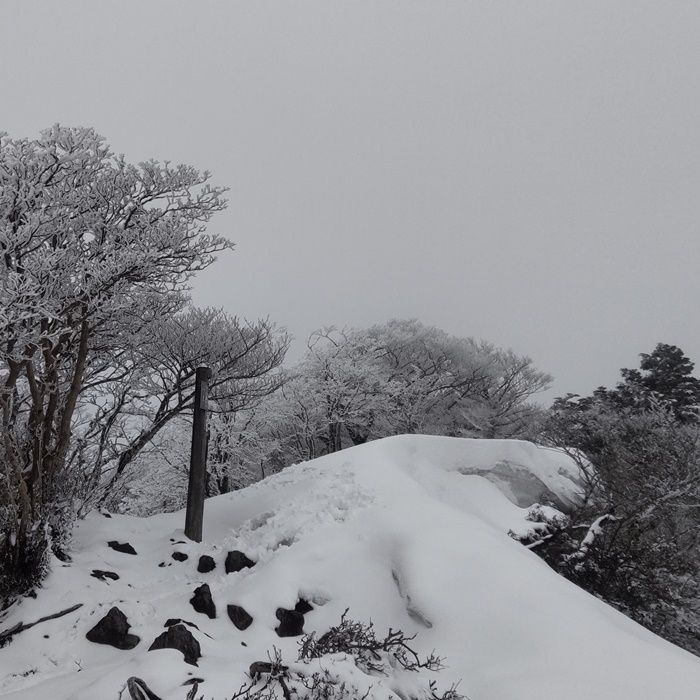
left=185, top=366, right=211, bottom=542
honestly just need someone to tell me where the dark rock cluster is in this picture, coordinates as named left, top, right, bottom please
left=85, top=544, right=318, bottom=682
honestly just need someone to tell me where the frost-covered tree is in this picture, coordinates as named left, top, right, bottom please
left=294, top=328, right=399, bottom=453
left=0, top=125, right=231, bottom=601
left=75, top=306, right=288, bottom=509
left=220, top=320, right=551, bottom=472
left=361, top=319, right=551, bottom=439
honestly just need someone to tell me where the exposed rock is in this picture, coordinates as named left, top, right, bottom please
left=227, top=604, right=253, bottom=631
left=197, top=555, right=216, bottom=573
left=149, top=624, right=201, bottom=666
left=164, top=618, right=201, bottom=631
left=224, top=550, right=255, bottom=574
left=190, top=584, right=216, bottom=619
left=107, top=540, right=137, bottom=555
left=86, top=606, right=140, bottom=649
left=275, top=608, right=304, bottom=637
left=90, top=569, right=119, bottom=581
left=294, top=599, right=313, bottom=614
left=172, top=551, right=189, bottom=562
left=250, top=660, right=288, bottom=680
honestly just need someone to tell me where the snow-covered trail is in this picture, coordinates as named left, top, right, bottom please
left=2, top=435, right=700, bottom=700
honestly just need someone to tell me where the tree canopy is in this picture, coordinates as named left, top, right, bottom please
left=0, top=126, right=237, bottom=600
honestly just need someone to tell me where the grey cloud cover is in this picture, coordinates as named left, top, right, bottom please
left=2, top=0, right=699, bottom=402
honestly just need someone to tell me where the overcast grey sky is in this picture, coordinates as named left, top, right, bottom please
left=2, top=1, right=700, bottom=403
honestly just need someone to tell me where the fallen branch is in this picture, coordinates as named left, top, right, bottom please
left=0, top=603, right=83, bottom=647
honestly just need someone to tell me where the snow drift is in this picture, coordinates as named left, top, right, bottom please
left=2, top=435, right=700, bottom=700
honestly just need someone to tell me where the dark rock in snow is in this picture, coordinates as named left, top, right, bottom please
left=172, top=551, right=189, bottom=562
left=227, top=604, right=253, bottom=630
left=250, top=660, right=288, bottom=679
left=294, top=598, right=313, bottom=614
left=190, top=584, right=216, bottom=619
left=90, top=569, right=120, bottom=581
left=86, top=606, right=140, bottom=649
left=107, top=540, right=137, bottom=555
left=164, top=618, right=200, bottom=631
left=197, top=555, right=216, bottom=573
left=149, top=624, right=201, bottom=666
left=275, top=608, right=304, bottom=637
left=224, top=550, right=255, bottom=574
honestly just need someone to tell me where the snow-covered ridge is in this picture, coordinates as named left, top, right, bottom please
left=1, top=436, right=700, bottom=700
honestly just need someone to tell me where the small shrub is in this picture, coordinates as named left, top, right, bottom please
left=220, top=612, right=466, bottom=700
left=298, top=609, right=444, bottom=675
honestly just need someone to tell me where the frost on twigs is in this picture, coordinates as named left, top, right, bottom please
left=222, top=612, right=467, bottom=700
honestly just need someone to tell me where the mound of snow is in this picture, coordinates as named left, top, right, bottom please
left=1, top=435, right=699, bottom=700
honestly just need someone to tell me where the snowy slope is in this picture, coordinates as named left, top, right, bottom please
left=1, top=435, right=700, bottom=700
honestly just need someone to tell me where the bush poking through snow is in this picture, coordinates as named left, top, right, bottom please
left=298, top=609, right=443, bottom=674
left=217, top=612, right=466, bottom=700
left=508, top=503, right=570, bottom=548
left=543, top=392, right=700, bottom=655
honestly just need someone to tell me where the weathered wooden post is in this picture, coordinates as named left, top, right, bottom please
left=185, top=366, right=211, bottom=542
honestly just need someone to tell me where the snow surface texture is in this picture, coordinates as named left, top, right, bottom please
left=2, top=435, right=700, bottom=699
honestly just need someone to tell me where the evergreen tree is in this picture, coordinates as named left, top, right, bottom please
left=541, top=343, right=700, bottom=654
left=616, top=343, right=700, bottom=422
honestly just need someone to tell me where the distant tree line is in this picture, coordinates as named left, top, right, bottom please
left=210, top=320, right=552, bottom=476
left=118, top=319, right=553, bottom=513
